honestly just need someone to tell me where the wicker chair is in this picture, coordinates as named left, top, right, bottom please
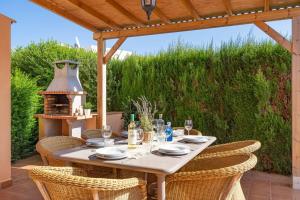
left=192, top=140, right=260, bottom=200
left=36, top=136, right=113, bottom=177
left=166, top=153, right=257, bottom=200
left=81, top=129, right=119, bottom=140
left=29, top=166, right=147, bottom=200
left=173, top=127, right=202, bottom=135
left=36, top=136, right=85, bottom=166
left=197, top=140, right=261, bottom=159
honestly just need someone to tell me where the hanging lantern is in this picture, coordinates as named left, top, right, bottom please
left=141, top=0, right=156, bottom=20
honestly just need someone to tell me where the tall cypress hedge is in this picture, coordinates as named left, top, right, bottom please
left=108, top=41, right=292, bottom=175
left=12, top=40, right=292, bottom=175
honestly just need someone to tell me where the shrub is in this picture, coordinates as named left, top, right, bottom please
left=11, top=70, right=41, bottom=161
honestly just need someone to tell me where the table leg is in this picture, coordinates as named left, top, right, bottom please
left=156, top=174, right=166, bottom=200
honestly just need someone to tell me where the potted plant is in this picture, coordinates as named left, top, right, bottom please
left=133, top=96, right=157, bottom=142
left=83, top=102, right=93, bottom=116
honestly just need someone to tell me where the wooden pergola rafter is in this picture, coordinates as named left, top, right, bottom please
left=223, top=0, right=233, bottom=16
left=179, top=0, right=200, bottom=19
left=106, top=0, right=146, bottom=26
left=30, top=0, right=300, bottom=197
left=65, top=0, right=121, bottom=29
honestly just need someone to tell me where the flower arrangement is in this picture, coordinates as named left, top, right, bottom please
left=133, top=96, right=157, bottom=132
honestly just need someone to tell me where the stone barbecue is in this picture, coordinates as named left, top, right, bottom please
left=35, top=60, right=95, bottom=139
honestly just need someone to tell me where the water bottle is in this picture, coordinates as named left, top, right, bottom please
left=157, top=114, right=165, bottom=132
left=165, top=122, right=173, bottom=142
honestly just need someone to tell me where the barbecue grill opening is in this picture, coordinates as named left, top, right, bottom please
left=45, top=94, right=71, bottom=115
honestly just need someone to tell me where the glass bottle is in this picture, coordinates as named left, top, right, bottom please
left=128, top=114, right=137, bottom=149
left=157, top=114, right=165, bottom=133
left=165, top=122, right=173, bottom=142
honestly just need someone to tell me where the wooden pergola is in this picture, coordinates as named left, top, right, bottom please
left=30, top=0, right=300, bottom=192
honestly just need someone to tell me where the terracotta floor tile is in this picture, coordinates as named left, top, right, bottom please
left=0, top=155, right=299, bottom=200
left=249, top=181, right=271, bottom=197
left=247, top=194, right=271, bottom=200
left=292, top=190, right=300, bottom=200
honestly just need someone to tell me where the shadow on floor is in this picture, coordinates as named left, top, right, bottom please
left=0, top=154, right=299, bottom=200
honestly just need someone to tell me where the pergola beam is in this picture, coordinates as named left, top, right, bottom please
left=106, top=0, right=145, bottom=26
left=180, top=0, right=200, bottom=19
left=223, top=0, right=233, bottom=16
left=153, top=7, right=172, bottom=24
left=30, top=0, right=98, bottom=32
left=66, top=0, right=120, bottom=29
left=104, top=37, right=127, bottom=64
left=254, top=21, right=292, bottom=53
left=94, top=7, right=300, bottom=40
left=264, top=0, right=270, bottom=12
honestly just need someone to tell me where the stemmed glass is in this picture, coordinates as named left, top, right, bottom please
left=184, top=120, right=193, bottom=135
left=102, top=125, right=112, bottom=143
left=152, top=119, right=158, bottom=134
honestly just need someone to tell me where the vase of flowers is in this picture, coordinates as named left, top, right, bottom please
left=133, top=96, right=157, bottom=142
left=83, top=102, right=93, bottom=116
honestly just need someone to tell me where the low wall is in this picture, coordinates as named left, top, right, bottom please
left=86, top=112, right=124, bottom=134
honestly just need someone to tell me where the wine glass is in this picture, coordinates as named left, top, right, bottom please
left=184, top=120, right=193, bottom=135
left=152, top=119, right=158, bottom=133
left=137, top=128, right=144, bottom=145
left=102, top=125, right=112, bottom=142
left=157, top=128, right=166, bottom=144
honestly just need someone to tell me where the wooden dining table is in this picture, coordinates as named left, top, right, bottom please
left=53, top=136, right=216, bottom=200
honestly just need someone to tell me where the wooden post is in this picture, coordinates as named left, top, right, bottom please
left=96, top=36, right=106, bottom=128
left=292, top=16, right=300, bottom=190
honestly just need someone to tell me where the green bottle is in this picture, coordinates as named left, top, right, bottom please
left=128, top=114, right=137, bottom=149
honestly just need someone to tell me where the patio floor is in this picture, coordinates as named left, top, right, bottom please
left=0, top=155, right=299, bottom=200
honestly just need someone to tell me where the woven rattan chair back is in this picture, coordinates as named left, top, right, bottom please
left=167, top=153, right=257, bottom=200
left=29, top=166, right=147, bottom=200
left=199, top=140, right=261, bottom=158
left=36, top=136, right=85, bottom=166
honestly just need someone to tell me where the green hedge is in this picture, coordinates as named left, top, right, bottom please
left=108, top=41, right=292, bottom=175
left=11, top=70, right=41, bottom=161
left=12, top=40, right=292, bottom=175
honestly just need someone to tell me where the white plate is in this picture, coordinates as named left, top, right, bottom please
left=96, top=147, right=127, bottom=158
left=182, top=136, right=209, bottom=143
left=159, top=149, right=190, bottom=156
left=173, top=129, right=184, bottom=137
left=86, top=138, right=105, bottom=147
left=158, top=144, right=190, bottom=154
left=95, top=154, right=127, bottom=160
left=121, top=131, right=128, bottom=138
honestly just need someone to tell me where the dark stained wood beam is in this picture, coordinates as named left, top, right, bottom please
left=66, top=0, right=121, bottom=29
left=179, top=0, right=200, bottom=19
left=106, top=0, right=145, bottom=26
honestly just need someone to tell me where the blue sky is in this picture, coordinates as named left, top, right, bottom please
left=0, top=0, right=292, bottom=54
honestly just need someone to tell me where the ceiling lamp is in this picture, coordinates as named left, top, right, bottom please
left=141, top=0, right=156, bottom=20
